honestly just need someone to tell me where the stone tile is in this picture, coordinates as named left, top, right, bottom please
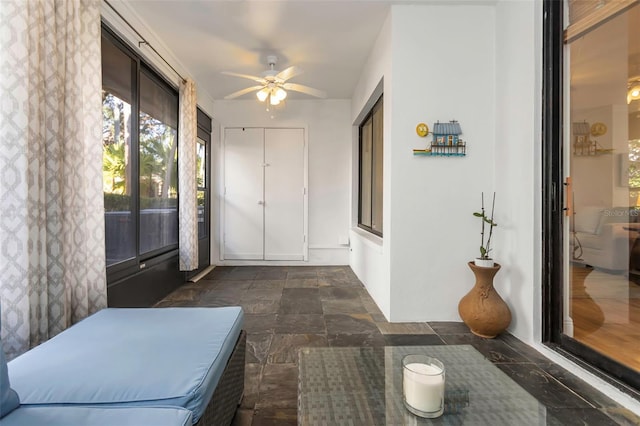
left=286, top=269, right=318, bottom=279
left=370, top=312, right=388, bottom=322
left=257, top=363, right=299, bottom=408
left=155, top=265, right=639, bottom=425
left=321, top=298, right=368, bottom=315
left=224, top=270, right=260, bottom=280
left=284, top=278, right=318, bottom=288
left=318, top=287, right=361, bottom=300
left=537, top=363, right=630, bottom=409
left=242, top=287, right=283, bottom=301
left=441, top=335, right=531, bottom=363
left=244, top=314, right=277, bottom=334
left=212, top=280, right=253, bottom=291
left=203, top=266, right=233, bottom=280
left=153, top=299, right=197, bottom=308
left=230, top=408, right=254, bottom=426
left=327, top=333, right=387, bottom=347
left=496, top=363, right=592, bottom=408
left=384, top=334, right=446, bottom=346
left=318, top=277, right=361, bottom=288
left=197, top=294, right=242, bottom=307
left=376, top=322, right=434, bottom=335
left=428, top=321, right=471, bottom=334
left=546, top=408, right=621, bottom=425
left=241, top=363, right=263, bottom=409
left=324, top=314, right=379, bottom=335
left=316, top=266, right=348, bottom=275
left=255, top=269, right=288, bottom=280
left=499, top=333, right=551, bottom=363
left=242, top=300, right=281, bottom=314
left=162, top=287, right=202, bottom=302
left=361, top=298, right=384, bottom=315
left=181, top=279, right=218, bottom=291
left=249, top=280, right=285, bottom=290
left=275, top=314, right=326, bottom=334
left=246, top=333, right=273, bottom=364
left=251, top=408, right=297, bottom=426
left=196, top=290, right=242, bottom=307
left=267, top=334, right=328, bottom=363
left=279, top=288, right=323, bottom=314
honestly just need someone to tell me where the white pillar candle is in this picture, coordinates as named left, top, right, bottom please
left=403, top=362, right=445, bottom=414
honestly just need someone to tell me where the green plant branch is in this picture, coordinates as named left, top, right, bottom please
left=474, top=192, right=497, bottom=259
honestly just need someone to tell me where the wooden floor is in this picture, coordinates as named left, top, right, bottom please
left=571, top=265, right=640, bottom=371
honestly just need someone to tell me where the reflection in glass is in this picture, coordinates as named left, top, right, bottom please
left=197, top=139, right=206, bottom=189
left=102, top=34, right=135, bottom=266
left=566, top=4, right=640, bottom=372
left=138, top=71, right=178, bottom=254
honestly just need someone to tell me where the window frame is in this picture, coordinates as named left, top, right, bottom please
left=358, top=95, right=384, bottom=237
left=102, top=25, right=180, bottom=284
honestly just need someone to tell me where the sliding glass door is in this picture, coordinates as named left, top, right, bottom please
left=545, top=0, right=640, bottom=390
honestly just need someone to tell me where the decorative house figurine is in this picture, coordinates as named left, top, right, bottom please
left=572, top=121, right=613, bottom=156
left=413, top=120, right=467, bottom=157
left=431, top=120, right=466, bottom=156
left=573, top=121, right=594, bottom=156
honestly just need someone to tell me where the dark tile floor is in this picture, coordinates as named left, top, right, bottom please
left=156, top=266, right=640, bottom=425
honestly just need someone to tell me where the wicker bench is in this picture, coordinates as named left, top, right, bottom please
left=6, top=307, right=245, bottom=426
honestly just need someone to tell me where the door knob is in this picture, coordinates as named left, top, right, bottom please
left=258, top=201, right=264, bottom=205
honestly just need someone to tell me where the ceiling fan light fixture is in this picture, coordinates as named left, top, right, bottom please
left=257, top=88, right=270, bottom=102
left=274, top=87, right=287, bottom=101
left=270, top=95, right=281, bottom=106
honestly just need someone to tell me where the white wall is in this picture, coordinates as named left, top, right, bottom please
left=350, top=13, right=392, bottom=319
left=387, top=5, right=496, bottom=321
left=350, top=4, right=498, bottom=322
left=213, top=99, right=352, bottom=265
left=494, top=0, right=542, bottom=344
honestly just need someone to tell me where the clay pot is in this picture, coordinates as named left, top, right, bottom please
left=458, top=262, right=512, bottom=338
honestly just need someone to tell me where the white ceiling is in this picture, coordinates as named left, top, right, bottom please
left=124, top=0, right=404, bottom=100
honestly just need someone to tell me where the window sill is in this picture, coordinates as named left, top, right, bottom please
left=350, top=227, right=383, bottom=251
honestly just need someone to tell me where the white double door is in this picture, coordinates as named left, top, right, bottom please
left=223, top=127, right=306, bottom=261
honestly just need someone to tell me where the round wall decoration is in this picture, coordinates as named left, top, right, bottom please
left=590, top=122, right=607, bottom=137
left=416, top=123, right=429, bottom=137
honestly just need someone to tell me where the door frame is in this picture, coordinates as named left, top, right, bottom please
left=219, top=126, right=309, bottom=263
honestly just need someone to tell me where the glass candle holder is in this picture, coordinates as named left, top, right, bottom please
left=402, top=355, right=445, bottom=418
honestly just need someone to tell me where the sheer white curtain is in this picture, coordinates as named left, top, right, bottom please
left=178, top=78, right=198, bottom=271
left=0, top=0, right=106, bottom=360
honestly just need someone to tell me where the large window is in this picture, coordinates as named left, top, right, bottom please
left=358, top=95, right=383, bottom=236
left=101, top=28, right=179, bottom=276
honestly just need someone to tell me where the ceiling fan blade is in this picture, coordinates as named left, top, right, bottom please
left=283, top=83, right=327, bottom=98
left=224, top=85, right=264, bottom=100
left=276, top=66, right=303, bottom=82
left=221, top=71, right=266, bottom=84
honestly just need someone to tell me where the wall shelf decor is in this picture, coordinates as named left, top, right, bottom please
left=413, top=120, right=466, bottom=157
left=572, top=121, right=613, bottom=156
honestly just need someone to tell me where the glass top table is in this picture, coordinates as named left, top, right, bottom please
left=298, top=345, right=563, bottom=425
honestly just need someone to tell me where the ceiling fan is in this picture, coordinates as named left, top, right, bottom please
left=221, top=55, right=327, bottom=105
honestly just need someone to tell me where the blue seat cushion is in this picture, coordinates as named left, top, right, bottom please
left=0, top=406, right=192, bottom=426
left=8, top=307, right=244, bottom=423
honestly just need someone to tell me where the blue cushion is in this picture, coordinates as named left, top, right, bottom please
left=0, top=307, right=20, bottom=419
left=0, top=405, right=192, bottom=426
left=8, top=307, right=244, bottom=423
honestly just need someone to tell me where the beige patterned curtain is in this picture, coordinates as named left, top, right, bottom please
left=0, top=0, right=106, bottom=360
left=178, top=78, right=199, bottom=271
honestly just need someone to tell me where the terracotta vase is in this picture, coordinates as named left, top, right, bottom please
left=458, top=262, right=511, bottom=338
